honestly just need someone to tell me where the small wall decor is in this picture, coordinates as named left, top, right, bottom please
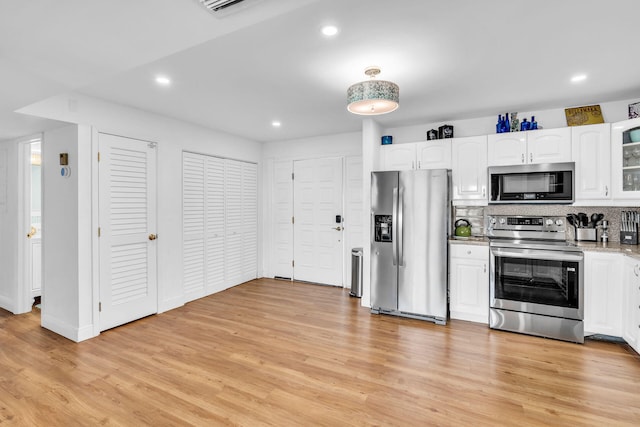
left=629, top=102, right=640, bottom=119
left=381, top=135, right=393, bottom=145
left=564, top=104, right=604, bottom=126
left=426, top=129, right=438, bottom=140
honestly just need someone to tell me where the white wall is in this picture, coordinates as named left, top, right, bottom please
left=383, top=98, right=638, bottom=144
left=261, top=131, right=361, bottom=280
left=0, top=140, right=19, bottom=313
left=40, top=124, right=94, bottom=341
left=19, top=93, right=263, bottom=334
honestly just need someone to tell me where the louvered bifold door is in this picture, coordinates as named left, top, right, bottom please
left=99, top=133, right=158, bottom=331
left=242, top=162, right=258, bottom=282
left=224, top=159, right=244, bottom=287
left=182, top=152, right=206, bottom=301
left=205, top=156, right=226, bottom=293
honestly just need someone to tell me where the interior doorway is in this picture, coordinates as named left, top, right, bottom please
left=19, top=136, right=42, bottom=313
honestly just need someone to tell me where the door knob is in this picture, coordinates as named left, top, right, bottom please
left=332, top=226, right=343, bottom=231
left=148, top=233, right=157, bottom=241
left=27, top=226, right=37, bottom=239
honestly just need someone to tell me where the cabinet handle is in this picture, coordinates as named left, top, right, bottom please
left=484, top=264, right=487, bottom=273
left=530, top=153, right=533, bottom=163
left=635, top=265, right=639, bottom=277
left=467, top=250, right=471, bottom=254
left=418, top=160, right=421, bottom=169
left=482, top=186, right=486, bottom=197
left=412, top=161, right=415, bottom=169
left=605, top=185, right=609, bottom=197
left=521, top=153, right=525, bottom=163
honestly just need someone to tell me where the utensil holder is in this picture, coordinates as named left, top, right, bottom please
left=620, top=231, right=638, bottom=245
left=575, top=228, right=596, bottom=242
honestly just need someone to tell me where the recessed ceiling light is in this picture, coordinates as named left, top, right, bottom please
left=155, top=76, right=171, bottom=86
left=321, top=25, right=339, bottom=36
left=571, top=74, right=587, bottom=83
left=272, top=121, right=281, bottom=128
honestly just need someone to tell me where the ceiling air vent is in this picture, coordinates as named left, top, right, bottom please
left=197, top=0, right=260, bottom=16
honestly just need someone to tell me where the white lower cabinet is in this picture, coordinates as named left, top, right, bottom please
left=623, top=257, right=640, bottom=354
left=449, top=243, right=489, bottom=323
left=584, top=252, right=623, bottom=337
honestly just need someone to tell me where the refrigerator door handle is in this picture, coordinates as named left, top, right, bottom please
left=392, top=187, right=398, bottom=266
left=398, top=186, right=404, bottom=266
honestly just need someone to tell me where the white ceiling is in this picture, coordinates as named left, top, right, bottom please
left=3, top=0, right=640, bottom=143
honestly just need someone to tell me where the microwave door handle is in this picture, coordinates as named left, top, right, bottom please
left=392, top=187, right=398, bottom=266
left=398, top=187, right=404, bottom=267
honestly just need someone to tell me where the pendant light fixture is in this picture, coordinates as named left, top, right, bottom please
left=347, top=66, right=399, bottom=115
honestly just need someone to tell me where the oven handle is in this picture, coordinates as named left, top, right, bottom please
left=490, top=246, right=583, bottom=262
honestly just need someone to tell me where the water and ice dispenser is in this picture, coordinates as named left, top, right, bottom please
left=374, top=215, right=393, bottom=242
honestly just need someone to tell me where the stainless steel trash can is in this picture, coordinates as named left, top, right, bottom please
left=350, top=247, right=363, bottom=298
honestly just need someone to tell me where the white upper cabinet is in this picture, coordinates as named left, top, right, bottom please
left=487, top=133, right=526, bottom=166
left=416, top=140, right=451, bottom=170
left=572, top=123, right=611, bottom=203
left=488, top=128, right=571, bottom=166
left=380, top=143, right=416, bottom=170
left=611, top=117, right=640, bottom=200
left=452, top=135, right=487, bottom=205
left=380, top=140, right=451, bottom=171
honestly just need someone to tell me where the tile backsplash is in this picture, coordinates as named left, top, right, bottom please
left=454, top=205, right=640, bottom=243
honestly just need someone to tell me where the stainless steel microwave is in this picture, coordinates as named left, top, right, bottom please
left=488, top=162, right=574, bottom=204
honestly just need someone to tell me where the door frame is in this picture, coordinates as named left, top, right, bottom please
left=17, top=134, right=42, bottom=314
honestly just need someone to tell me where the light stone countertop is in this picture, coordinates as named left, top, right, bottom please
left=448, top=236, right=640, bottom=260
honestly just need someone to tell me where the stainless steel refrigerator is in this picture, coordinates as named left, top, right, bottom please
left=370, top=169, right=448, bottom=324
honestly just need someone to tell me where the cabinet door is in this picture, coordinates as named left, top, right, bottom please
left=611, top=117, right=640, bottom=200
left=452, top=136, right=488, bottom=204
left=380, top=144, right=416, bottom=170
left=622, top=257, right=640, bottom=352
left=449, top=244, right=489, bottom=323
left=572, top=123, right=611, bottom=202
left=527, top=128, right=572, bottom=164
left=416, top=140, right=451, bottom=169
left=487, top=133, right=526, bottom=166
left=584, top=252, right=623, bottom=337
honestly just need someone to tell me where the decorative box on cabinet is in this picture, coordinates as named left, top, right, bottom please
left=449, top=243, right=489, bottom=323
left=451, top=136, right=487, bottom=205
left=572, top=123, right=611, bottom=203
left=487, top=128, right=571, bottom=166
left=584, top=252, right=623, bottom=337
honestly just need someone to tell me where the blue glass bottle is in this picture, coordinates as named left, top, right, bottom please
left=504, top=113, right=511, bottom=133
left=531, top=116, right=538, bottom=130
left=520, top=118, right=529, bottom=131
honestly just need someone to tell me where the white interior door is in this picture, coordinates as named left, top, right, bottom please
left=29, top=141, right=42, bottom=299
left=98, top=133, right=157, bottom=331
left=272, top=160, right=293, bottom=279
left=293, top=157, right=343, bottom=286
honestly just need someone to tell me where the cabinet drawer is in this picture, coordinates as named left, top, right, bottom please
left=449, top=243, right=488, bottom=261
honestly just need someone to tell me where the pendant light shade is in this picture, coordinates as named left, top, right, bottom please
left=347, top=67, right=399, bottom=115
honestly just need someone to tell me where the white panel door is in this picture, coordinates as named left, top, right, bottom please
left=99, top=133, right=157, bottom=331
left=293, top=157, right=343, bottom=286
left=241, top=162, right=258, bottom=282
left=182, top=152, right=206, bottom=301
left=272, top=160, right=293, bottom=279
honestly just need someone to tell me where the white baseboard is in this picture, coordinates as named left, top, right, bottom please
left=41, top=314, right=98, bottom=342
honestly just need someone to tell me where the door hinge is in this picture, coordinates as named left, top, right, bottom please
left=99, top=302, right=102, bottom=312
left=292, top=216, right=295, bottom=224
left=291, top=172, right=294, bottom=180
left=292, top=260, right=295, bottom=267
left=98, top=227, right=101, bottom=237
left=97, top=152, right=101, bottom=162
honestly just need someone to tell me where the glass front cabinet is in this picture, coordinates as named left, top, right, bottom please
left=612, top=117, right=640, bottom=199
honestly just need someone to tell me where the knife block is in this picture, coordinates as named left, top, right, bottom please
left=620, top=231, right=638, bottom=245
left=575, top=228, right=596, bottom=242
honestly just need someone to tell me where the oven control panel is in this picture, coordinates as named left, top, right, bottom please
left=488, top=215, right=566, bottom=233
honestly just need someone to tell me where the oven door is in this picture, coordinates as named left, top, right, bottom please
left=490, top=245, right=583, bottom=320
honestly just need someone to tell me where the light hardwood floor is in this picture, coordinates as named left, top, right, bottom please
left=1, top=278, right=639, bottom=426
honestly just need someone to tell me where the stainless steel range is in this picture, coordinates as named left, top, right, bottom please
left=488, top=215, right=584, bottom=343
